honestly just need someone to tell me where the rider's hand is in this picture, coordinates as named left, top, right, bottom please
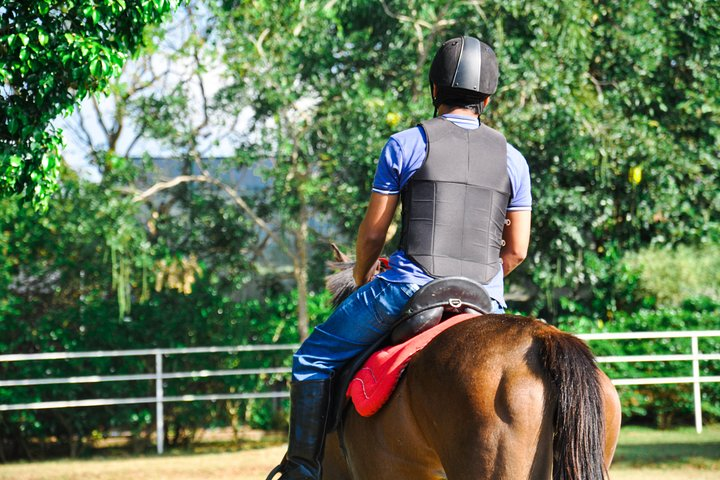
left=353, top=257, right=389, bottom=287
left=353, top=265, right=374, bottom=288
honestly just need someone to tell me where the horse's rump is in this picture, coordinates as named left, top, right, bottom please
left=327, top=314, right=620, bottom=480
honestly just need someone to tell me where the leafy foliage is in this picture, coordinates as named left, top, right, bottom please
left=625, top=244, right=720, bottom=306
left=0, top=278, right=331, bottom=458
left=0, top=0, right=177, bottom=208
left=5, top=0, right=719, bottom=315
left=0, top=166, right=332, bottom=457
left=210, top=0, right=720, bottom=318
left=512, top=0, right=720, bottom=316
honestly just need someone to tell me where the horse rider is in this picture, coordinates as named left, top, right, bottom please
left=267, top=35, right=532, bottom=480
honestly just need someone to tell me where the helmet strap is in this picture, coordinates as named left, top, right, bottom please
left=430, top=82, right=439, bottom=117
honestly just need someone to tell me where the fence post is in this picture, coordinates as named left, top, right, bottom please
left=155, top=352, right=165, bottom=454
left=691, top=336, right=702, bottom=434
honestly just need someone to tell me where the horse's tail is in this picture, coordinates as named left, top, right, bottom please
left=537, top=327, right=607, bottom=480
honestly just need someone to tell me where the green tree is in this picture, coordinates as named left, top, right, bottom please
left=213, top=0, right=720, bottom=319
left=0, top=170, right=309, bottom=457
left=0, top=8, right=296, bottom=458
left=3, top=0, right=719, bottom=323
left=0, top=0, right=177, bottom=208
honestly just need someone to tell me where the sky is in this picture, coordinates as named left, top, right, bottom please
left=57, top=6, right=249, bottom=183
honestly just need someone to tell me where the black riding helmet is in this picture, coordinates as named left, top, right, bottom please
left=429, top=36, right=498, bottom=114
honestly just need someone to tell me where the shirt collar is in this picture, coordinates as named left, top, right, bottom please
left=441, top=113, right=480, bottom=128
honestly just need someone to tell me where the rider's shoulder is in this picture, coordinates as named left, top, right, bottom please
left=506, top=142, right=527, bottom=163
left=389, top=125, right=426, bottom=150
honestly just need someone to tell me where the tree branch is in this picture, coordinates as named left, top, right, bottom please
left=250, top=28, right=270, bottom=58
left=380, top=0, right=456, bottom=100
left=132, top=174, right=292, bottom=256
left=132, top=175, right=207, bottom=202
left=123, top=126, right=146, bottom=159
left=72, top=111, right=94, bottom=150
left=588, top=73, right=604, bottom=99
left=192, top=51, right=210, bottom=135
left=380, top=0, right=456, bottom=28
left=91, top=96, right=110, bottom=141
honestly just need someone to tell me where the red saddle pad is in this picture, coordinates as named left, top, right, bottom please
left=346, top=312, right=476, bottom=417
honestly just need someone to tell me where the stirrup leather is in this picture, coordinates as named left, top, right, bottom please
left=266, top=463, right=284, bottom=480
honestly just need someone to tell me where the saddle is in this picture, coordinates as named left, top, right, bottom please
left=329, top=276, right=492, bottom=432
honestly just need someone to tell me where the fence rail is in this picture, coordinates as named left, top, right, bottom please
left=1, top=331, right=719, bottom=454
left=577, top=330, right=720, bottom=434
left=0, top=344, right=298, bottom=454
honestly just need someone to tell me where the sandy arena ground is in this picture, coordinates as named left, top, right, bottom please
left=1, top=444, right=719, bottom=480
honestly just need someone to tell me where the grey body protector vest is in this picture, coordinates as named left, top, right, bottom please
left=399, top=117, right=511, bottom=284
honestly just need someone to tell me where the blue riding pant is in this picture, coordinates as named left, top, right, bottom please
left=292, top=278, right=419, bottom=381
left=292, top=277, right=505, bottom=382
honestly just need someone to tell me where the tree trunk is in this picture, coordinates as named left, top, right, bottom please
left=294, top=205, right=310, bottom=341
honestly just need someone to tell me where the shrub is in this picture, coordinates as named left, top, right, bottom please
left=0, top=287, right=333, bottom=460
left=624, top=245, right=720, bottom=306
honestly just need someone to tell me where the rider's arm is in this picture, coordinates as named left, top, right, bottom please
left=353, top=193, right=399, bottom=287
left=500, top=210, right=531, bottom=276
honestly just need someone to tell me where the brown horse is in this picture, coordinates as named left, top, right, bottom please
left=320, top=313, right=621, bottom=479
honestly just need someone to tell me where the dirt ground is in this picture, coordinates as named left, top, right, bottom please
left=2, top=425, right=718, bottom=480
left=1, top=445, right=719, bottom=480
left=0, top=446, right=285, bottom=480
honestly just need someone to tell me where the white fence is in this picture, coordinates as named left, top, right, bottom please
left=0, top=344, right=298, bottom=454
left=577, top=330, right=720, bottom=434
left=1, top=331, right=719, bottom=454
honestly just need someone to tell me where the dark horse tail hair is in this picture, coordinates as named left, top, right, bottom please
left=538, top=328, right=607, bottom=480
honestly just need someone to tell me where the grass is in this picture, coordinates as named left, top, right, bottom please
left=609, top=425, right=720, bottom=479
left=0, top=425, right=718, bottom=479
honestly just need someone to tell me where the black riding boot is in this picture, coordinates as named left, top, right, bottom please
left=266, top=379, right=332, bottom=480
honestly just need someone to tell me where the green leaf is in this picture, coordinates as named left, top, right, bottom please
left=0, top=0, right=177, bottom=208
left=9, top=155, right=22, bottom=168
left=90, top=58, right=102, bottom=77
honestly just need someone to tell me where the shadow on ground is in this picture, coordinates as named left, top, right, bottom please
left=614, top=441, right=720, bottom=468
